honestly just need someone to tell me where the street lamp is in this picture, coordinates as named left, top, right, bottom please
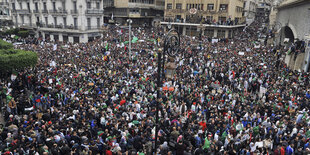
left=167, top=18, right=172, bottom=30
left=154, top=28, right=180, bottom=154
left=127, top=19, right=132, bottom=55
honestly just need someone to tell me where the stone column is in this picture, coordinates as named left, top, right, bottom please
left=214, top=29, right=218, bottom=38
left=59, top=33, right=63, bottom=42
left=50, top=35, right=54, bottom=41
left=69, top=36, right=74, bottom=43
left=225, top=29, right=229, bottom=38
left=182, top=26, right=186, bottom=36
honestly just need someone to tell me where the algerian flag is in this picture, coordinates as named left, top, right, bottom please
left=105, top=43, right=109, bottom=50
left=203, top=137, right=211, bottom=150
left=253, top=126, right=259, bottom=136
left=221, top=131, right=227, bottom=141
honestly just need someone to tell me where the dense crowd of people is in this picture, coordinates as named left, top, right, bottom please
left=0, top=15, right=310, bottom=155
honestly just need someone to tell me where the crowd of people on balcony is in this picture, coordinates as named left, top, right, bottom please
left=0, top=14, right=310, bottom=155
left=164, top=17, right=245, bottom=26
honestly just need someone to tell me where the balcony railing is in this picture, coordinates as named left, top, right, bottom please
left=218, top=9, right=228, bottom=13
left=86, top=26, right=101, bottom=30
left=71, top=10, right=78, bottom=14
left=0, top=2, right=9, bottom=5
left=42, top=10, right=48, bottom=13
left=33, top=10, right=39, bottom=13
left=18, top=23, right=33, bottom=27
left=86, top=9, right=104, bottom=14
left=16, top=9, right=31, bottom=14
left=40, top=24, right=80, bottom=30
left=163, top=18, right=246, bottom=26
left=49, top=9, right=68, bottom=14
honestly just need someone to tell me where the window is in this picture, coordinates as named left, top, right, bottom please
left=63, top=17, right=67, bottom=27
left=97, top=18, right=100, bottom=28
left=54, top=17, right=57, bottom=26
left=74, top=18, right=77, bottom=29
left=167, top=3, right=172, bottom=9
left=53, top=2, right=56, bottom=11
left=201, top=4, right=204, bottom=10
left=27, top=2, right=30, bottom=11
left=205, top=29, right=214, bottom=37
left=176, top=3, right=182, bottom=9
left=43, top=2, right=47, bottom=11
left=35, top=3, right=38, bottom=11
left=186, top=4, right=189, bottom=10
left=15, top=15, right=17, bottom=24
left=175, top=15, right=181, bottom=22
left=19, top=2, right=22, bottom=9
left=219, top=4, right=228, bottom=10
left=87, top=18, right=91, bottom=29
left=45, top=17, right=48, bottom=25
left=29, top=16, right=31, bottom=25
left=96, top=2, right=100, bottom=9
left=21, top=15, right=24, bottom=24
left=206, top=16, right=213, bottom=21
left=130, top=9, right=139, bottom=14
left=218, top=30, right=226, bottom=38
left=12, top=3, right=15, bottom=10
left=73, top=2, right=77, bottom=11
left=207, top=4, right=214, bottom=10
left=87, top=2, right=91, bottom=9
left=236, top=6, right=243, bottom=12
left=62, top=2, right=66, bottom=10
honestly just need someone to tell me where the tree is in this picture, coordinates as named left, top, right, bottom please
left=0, top=39, right=13, bottom=49
left=0, top=39, right=38, bottom=73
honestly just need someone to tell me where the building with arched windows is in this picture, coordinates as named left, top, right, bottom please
left=274, top=0, right=310, bottom=71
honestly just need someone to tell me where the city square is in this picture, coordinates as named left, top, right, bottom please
left=0, top=0, right=310, bottom=154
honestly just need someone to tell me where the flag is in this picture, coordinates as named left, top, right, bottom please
left=203, top=137, right=210, bottom=150
left=221, top=131, right=227, bottom=141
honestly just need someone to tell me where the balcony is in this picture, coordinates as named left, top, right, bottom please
left=71, top=10, right=78, bottom=14
left=16, top=9, right=31, bottom=14
left=49, top=9, right=68, bottom=15
left=218, top=9, right=228, bottom=13
left=40, top=24, right=80, bottom=30
left=18, top=23, right=33, bottom=28
left=33, top=10, right=39, bottom=13
left=0, top=2, right=9, bottom=5
left=85, top=9, right=104, bottom=14
left=42, top=10, right=48, bottom=13
left=86, top=26, right=101, bottom=30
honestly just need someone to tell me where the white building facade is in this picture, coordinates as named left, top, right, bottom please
left=243, top=0, right=258, bottom=25
left=10, top=0, right=104, bottom=43
left=0, top=0, right=12, bottom=26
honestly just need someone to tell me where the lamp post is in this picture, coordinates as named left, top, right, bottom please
left=127, top=19, right=132, bottom=55
left=154, top=28, right=180, bottom=154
